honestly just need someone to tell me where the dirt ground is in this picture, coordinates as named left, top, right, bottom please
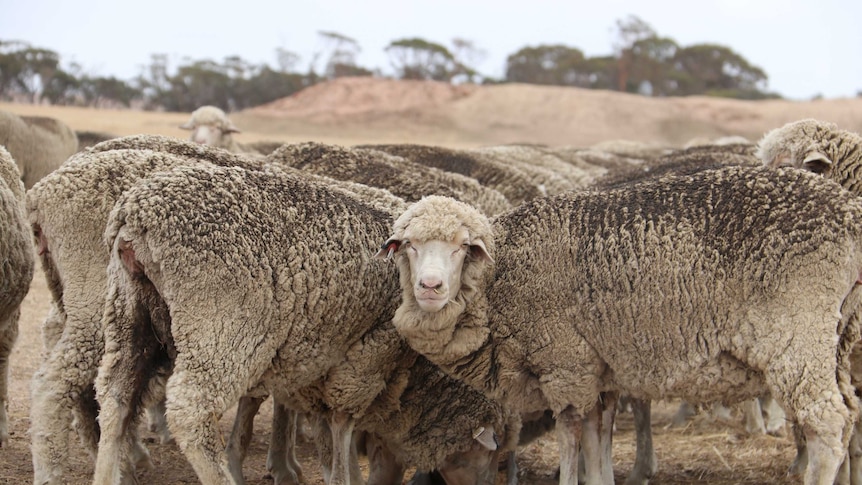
left=3, top=78, right=860, bottom=484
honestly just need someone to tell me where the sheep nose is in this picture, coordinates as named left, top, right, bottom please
left=419, top=278, right=443, bottom=291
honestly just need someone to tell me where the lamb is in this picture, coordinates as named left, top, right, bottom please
left=0, top=110, right=78, bottom=188
left=91, top=162, right=512, bottom=485
left=0, top=145, right=35, bottom=447
left=358, top=143, right=544, bottom=206
left=379, top=164, right=862, bottom=485
left=267, top=141, right=512, bottom=215
left=179, top=105, right=264, bottom=156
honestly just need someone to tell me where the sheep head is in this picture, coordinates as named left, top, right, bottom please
left=756, top=118, right=839, bottom=175
left=179, top=105, right=241, bottom=148
left=376, top=195, right=493, bottom=313
left=375, top=196, right=495, bottom=363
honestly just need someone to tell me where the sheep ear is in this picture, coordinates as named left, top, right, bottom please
left=224, top=121, right=242, bottom=134
left=373, top=239, right=401, bottom=260
left=802, top=151, right=833, bottom=175
left=469, top=239, right=493, bottom=264
left=472, top=426, right=498, bottom=451
left=179, top=121, right=195, bottom=130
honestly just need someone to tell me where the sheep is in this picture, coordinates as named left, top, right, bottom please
left=75, top=130, right=118, bottom=152
left=379, top=164, right=862, bottom=485
left=757, top=118, right=862, bottom=483
left=26, top=136, right=273, bottom=485
left=757, top=119, right=862, bottom=195
left=357, top=143, right=544, bottom=206
left=179, top=105, right=264, bottom=156
left=0, top=145, right=35, bottom=447
left=0, top=110, right=78, bottom=188
left=267, top=141, right=512, bottom=215
left=90, top=162, right=512, bottom=485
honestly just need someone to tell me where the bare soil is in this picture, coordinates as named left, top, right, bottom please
left=3, top=77, right=858, bottom=484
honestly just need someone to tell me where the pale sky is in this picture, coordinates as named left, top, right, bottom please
left=2, top=0, right=860, bottom=100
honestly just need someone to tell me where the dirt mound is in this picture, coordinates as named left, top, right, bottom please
left=246, top=77, right=862, bottom=148
left=252, top=77, right=478, bottom=121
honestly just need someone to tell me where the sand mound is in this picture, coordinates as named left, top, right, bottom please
left=247, top=77, right=862, bottom=147
left=252, top=77, right=477, bottom=121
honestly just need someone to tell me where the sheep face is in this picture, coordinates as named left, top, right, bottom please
left=375, top=196, right=494, bottom=314
left=179, top=105, right=240, bottom=148
left=384, top=226, right=488, bottom=312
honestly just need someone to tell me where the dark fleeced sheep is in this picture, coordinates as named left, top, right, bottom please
left=381, top=165, right=862, bottom=485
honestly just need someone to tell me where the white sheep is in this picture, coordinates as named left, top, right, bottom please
left=91, top=162, right=510, bottom=485
left=0, top=145, right=35, bottom=447
left=0, top=110, right=78, bottom=188
left=379, top=164, right=862, bottom=485
left=179, top=105, right=263, bottom=156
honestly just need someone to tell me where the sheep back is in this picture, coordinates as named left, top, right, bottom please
left=0, top=111, right=78, bottom=188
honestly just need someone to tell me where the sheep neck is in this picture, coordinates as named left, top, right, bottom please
left=391, top=277, right=497, bottom=396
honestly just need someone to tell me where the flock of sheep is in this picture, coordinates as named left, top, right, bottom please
left=2, top=104, right=862, bottom=485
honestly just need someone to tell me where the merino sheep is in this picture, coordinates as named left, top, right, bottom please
left=358, top=143, right=544, bottom=206
left=470, top=144, right=596, bottom=193
left=757, top=119, right=862, bottom=194
left=0, top=145, right=35, bottom=447
left=75, top=130, right=117, bottom=152
left=267, top=141, right=512, bottom=215
left=0, top=110, right=78, bottom=188
left=26, top=136, right=271, bottom=485
left=757, top=118, right=862, bottom=483
left=379, top=165, right=862, bottom=485
left=179, top=105, right=263, bottom=156
left=91, top=163, right=510, bottom=485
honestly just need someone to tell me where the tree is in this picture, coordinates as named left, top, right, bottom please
left=317, top=31, right=370, bottom=79
left=450, top=38, right=486, bottom=83
left=385, top=38, right=460, bottom=82
left=611, top=15, right=657, bottom=93
left=504, top=44, right=586, bottom=86
left=628, top=36, right=679, bottom=95
left=673, top=43, right=768, bottom=97
left=0, top=40, right=64, bottom=102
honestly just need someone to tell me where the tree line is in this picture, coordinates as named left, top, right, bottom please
left=0, top=16, right=781, bottom=113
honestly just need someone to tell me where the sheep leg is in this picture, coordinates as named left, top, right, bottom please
left=760, top=394, right=787, bottom=436
left=328, top=411, right=360, bottom=485
left=625, top=397, right=657, bottom=485
left=365, top=433, right=405, bottom=485
left=0, top=311, right=16, bottom=448
left=93, top=280, right=167, bottom=485
left=31, top=319, right=107, bottom=484
left=580, top=401, right=605, bottom=485
left=70, top=384, right=100, bottom=459
left=556, top=406, right=582, bottom=485
left=849, top=417, right=862, bottom=485
left=144, top=399, right=174, bottom=444
left=164, top=364, right=240, bottom=485
left=770, top=343, right=855, bottom=485
left=226, top=395, right=265, bottom=483
left=599, top=392, right=617, bottom=484
left=505, top=451, right=519, bottom=485
left=268, top=401, right=304, bottom=485
left=743, top=398, right=767, bottom=435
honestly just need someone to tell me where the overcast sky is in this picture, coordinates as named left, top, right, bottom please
left=3, top=0, right=860, bottom=100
